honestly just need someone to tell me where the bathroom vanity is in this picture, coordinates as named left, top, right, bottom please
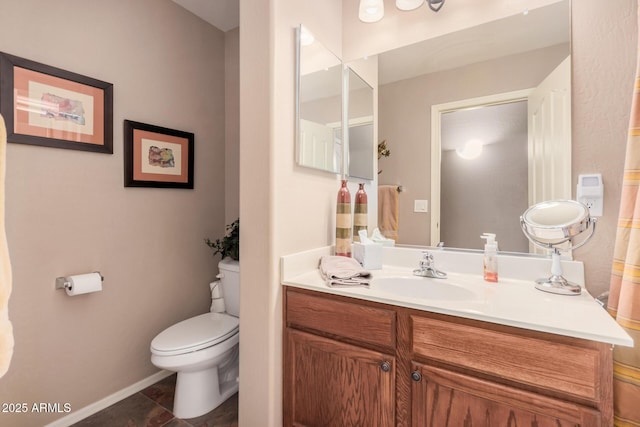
left=281, top=247, right=633, bottom=427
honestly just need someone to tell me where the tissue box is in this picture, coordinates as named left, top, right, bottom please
left=376, top=238, right=395, bottom=247
left=352, top=242, right=383, bottom=270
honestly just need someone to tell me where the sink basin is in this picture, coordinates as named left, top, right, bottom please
left=371, top=276, right=477, bottom=301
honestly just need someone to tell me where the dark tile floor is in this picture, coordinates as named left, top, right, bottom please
left=72, top=374, right=238, bottom=427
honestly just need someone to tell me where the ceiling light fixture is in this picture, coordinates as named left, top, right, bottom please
left=359, top=0, right=385, bottom=23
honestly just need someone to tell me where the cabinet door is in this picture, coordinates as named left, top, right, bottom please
left=411, top=363, right=601, bottom=427
left=284, top=328, right=395, bottom=427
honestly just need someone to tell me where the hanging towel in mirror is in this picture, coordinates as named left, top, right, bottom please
left=378, top=185, right=398, bottom=241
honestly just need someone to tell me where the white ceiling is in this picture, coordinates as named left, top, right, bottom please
left=172, top=0, right=239, bottom=32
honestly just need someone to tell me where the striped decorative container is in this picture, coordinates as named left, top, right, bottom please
left=336, top=180, right=352, bottom=257
left=353, top=183, right=368, bottom=242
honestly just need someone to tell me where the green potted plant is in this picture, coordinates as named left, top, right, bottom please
left=205, top=218, right=239, bottom=261
left=378, top=140, right=390, bottom=174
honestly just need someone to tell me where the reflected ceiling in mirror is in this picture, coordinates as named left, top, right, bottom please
left=296, top=25, right=342, bottom=174
left=374, top=0, right=571, bottom=253
left=377, top=1, right=570, bottom=85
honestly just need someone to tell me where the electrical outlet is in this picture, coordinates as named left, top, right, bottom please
left=578, top=196, right=603, bottom=217
left=577, top=174, right=604, bottom=217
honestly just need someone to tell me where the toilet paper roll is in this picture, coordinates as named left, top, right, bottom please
left=65, top=273, right=103, bottom=296
left=210, top=298, right=226, bottom=313
left=210, top=281, right=222, bottom=298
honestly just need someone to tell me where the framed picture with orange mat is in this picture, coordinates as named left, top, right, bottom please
left=124, top=120, right=194, bottom=189
left=0, top=52, right=113, bottom=153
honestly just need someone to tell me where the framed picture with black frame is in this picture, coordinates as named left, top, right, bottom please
left=123, top=120, right=194, bottom=189
left=0, top=51, right=113, bottom=153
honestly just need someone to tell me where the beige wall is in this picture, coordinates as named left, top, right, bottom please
left=572, top=0, right=637, bottom=296
left=0, top=1, right=226, bottom=425
left=225, top=27, right=240, bottom=224
left=378, top=45, right=567, bottom=245
left=239, top=0, right=345, bottom=424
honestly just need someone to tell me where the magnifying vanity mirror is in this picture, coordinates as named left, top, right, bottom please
left=374, top=0, right=571, bottom=253
left=295, top=25, right=343, bottom=174
left=521, top=199, right=597, bottom=295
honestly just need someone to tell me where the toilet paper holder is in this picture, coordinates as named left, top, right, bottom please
left=55, top=272, right=104, bottom=291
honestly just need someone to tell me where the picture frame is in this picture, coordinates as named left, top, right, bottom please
left=124, top=120, right=194, bottom=189
left=0, top=52, right=113, bottom=153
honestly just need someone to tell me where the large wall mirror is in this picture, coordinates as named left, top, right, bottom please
left=296, top=25, right=342, bottom=174
left=376, top=0, right=571, bottom=253
left=346, top=67, right=374, bottom=180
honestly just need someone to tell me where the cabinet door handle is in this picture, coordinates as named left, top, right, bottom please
left=411, top=370, right=422, bottom=382
left=380, top=361, right=391, bottom=372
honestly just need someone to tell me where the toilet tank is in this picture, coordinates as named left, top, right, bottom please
left=218, top=258, right=240, bottom=317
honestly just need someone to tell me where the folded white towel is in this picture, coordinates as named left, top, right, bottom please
left=319, top=255, right=371, bottom=288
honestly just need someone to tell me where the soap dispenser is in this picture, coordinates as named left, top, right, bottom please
left=481, top=233, right=498, bottom=282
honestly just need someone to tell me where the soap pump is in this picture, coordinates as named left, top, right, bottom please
left=481, top=233, right=498, bottom=282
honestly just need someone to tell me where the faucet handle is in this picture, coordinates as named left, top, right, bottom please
left=420, top=251, right=434, bottom=268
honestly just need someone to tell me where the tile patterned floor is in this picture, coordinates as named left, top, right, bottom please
left=72, top=374, right=238, bottom=427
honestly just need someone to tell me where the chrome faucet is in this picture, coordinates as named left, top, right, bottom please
left=413, top=251, right=447, bottom=279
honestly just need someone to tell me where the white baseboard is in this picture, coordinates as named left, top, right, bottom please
left=44, top=370, right=173, bottom=427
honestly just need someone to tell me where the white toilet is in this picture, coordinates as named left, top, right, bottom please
left=150, top=258, right=240, bottom=419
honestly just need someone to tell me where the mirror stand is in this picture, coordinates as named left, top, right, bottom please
left=533, top=248, right=582, bottom=295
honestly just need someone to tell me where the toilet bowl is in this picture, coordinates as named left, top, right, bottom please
left=150, top=259, right=240, bottom=419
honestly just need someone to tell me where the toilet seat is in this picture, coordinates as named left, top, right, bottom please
left=151, top=312, right=239, bottom=356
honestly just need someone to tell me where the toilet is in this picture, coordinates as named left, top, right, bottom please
left=150, top=258, right=240, bottom=419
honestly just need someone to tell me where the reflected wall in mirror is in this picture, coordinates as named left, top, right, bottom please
left=296, top=25, right=342, bottom=174
left=376, top=0, right=571, bottom=252
left=346, top=67, right=374, bottom=180
left=438, top=97, right=530, bottom=253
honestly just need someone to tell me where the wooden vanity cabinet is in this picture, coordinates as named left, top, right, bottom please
left=283, top=287, right=613, bottom=426
left=284, top=289, right=397, bottom=427
left=411, top=363, right=601, bottom=426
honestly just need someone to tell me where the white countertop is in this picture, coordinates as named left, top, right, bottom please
left=281, top=246, right=633, bottom=347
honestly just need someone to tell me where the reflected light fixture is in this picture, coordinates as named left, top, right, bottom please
left=360, top=0, right=446, bottom=23
left=359, top=0, right=385, bottom=23
left=456, top=139, right=483, bottom=160
left=299, top=27, right=315, bottom=46
left=396, top=0, right=423, bottom=11
left=426, top=0, right=445, bottom=12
